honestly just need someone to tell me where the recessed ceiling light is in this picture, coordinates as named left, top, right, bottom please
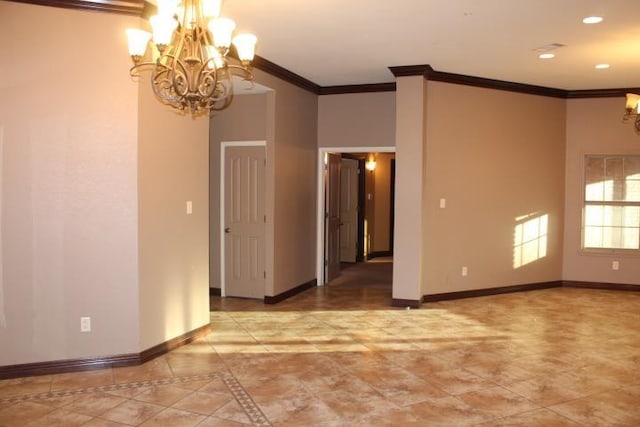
left=595, top=63, right=610, bottom=69
left=583, top=16, right=603, bottom=24
left=539, top=53, right=555, bottom=59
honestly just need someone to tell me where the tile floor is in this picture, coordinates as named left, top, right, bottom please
left=1, top=260, right=640, bottom=426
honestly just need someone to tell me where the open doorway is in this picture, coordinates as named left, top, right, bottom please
left=316, top=147, right=396, bottom=286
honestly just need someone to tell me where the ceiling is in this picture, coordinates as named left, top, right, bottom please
left=222, top=0, right=640, bottom=90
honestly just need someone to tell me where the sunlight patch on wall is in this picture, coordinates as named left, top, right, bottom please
left=513, top=213, right=548, bottom=269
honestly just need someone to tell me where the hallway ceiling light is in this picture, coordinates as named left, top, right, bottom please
left=126, top=0, right=257, bottom=116
left=624, top=93, right=640, bottom=133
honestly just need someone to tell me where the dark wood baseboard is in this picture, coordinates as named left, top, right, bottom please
left=264, top=279, right=317, bottom=304
left=561, top=280, right=640, bottom=292
left=367, top=251, right=393, bottom=260
left=0, top=323, right=211, bottom=380
left=423, top=281, right=562, bottom=303
left=209, top=287, right=221, bottom=296
left=139, top=323, right=211, bottom=363
left=391, top=298, right=422, bottom=309
left=0, top=353, right=140, bottom=380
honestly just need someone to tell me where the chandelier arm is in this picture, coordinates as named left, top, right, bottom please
left=152, top=66, right=185, bottom=107
left=226, top=64, right=254, bottom=80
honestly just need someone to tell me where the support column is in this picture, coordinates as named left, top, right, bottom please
left=389, top=66, right=429, bottom=308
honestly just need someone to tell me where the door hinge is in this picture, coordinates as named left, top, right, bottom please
left=264, top=271, right=266, bottom=279
left=264, top=214, right=267, bottom=223
left=324, top=259, right=328, bottom=266
left=357, top=168, right=361, bottom=175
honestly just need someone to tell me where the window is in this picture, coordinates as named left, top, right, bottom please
left=583, top=155, right=640, bottom=250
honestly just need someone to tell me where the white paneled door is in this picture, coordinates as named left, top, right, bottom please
left=224, top=146, right=265, bottom=299
left=326, top=153, right=341, bottom=282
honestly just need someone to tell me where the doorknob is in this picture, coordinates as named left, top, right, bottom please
left=224, top=227, right=230, bottom=234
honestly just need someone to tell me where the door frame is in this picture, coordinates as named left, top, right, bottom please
left=220, top=140, right=267, bottom=297
left=316, top=146, right=395, bottom=285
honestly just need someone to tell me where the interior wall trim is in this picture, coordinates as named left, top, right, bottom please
left=561, top=280, right=640, bottom=292
left=252, top=55, right=320, bottom=94
left=423, top=281, right=562, bottom=303
left=209, top=287, right=222, bottom=296
left=0, top=323, right=211, bottom=380
left=9, top=0, right=145, bottom=15
left=318, top=83, right=397, bottom=95
left=264, top=278, right=317, bottom=304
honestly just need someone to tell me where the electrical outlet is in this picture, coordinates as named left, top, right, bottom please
left=462, top=266, right=468, bottom=277
left=612, top=261, right=619, bottom=271
left=439, top=198, right=446, bottom=209
left=80, top=317, right=91, bottom=332
left=186, top=201, right=193, bottom=215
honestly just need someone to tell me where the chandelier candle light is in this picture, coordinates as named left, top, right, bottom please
left=624, top=92, right=640, bottom=133
left=126, top=0, right=257, bottom=115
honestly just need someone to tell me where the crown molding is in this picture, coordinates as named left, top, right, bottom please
left=425, top=68, right=567, bottom=99
left=8, top=0, right=145, bottom=15
left=389, top=64, right=434, bottom=77
left=565, top=88, right=640, bottom=99
left=318, top=83, right=396, bottom=95
left=251, top=55, right=320, bottom=94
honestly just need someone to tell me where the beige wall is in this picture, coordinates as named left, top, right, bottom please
left=209, top=94, right=269, bottom=292
left=137, top=78, right=210, bottom=350
left=563, top=97, right=640, bottom=285
left=0, top=2, right=211, bottom=367
left=318, top=92, right=395, bottom=148
left=261, top=72, right=318, bottom=295
left=210, top=69, right=317, bottom=297
left=424, top=82, right=566, bottom=295
left=0, top=2, right=140, bottom=365
left=393, top=76, right=428, bottom=301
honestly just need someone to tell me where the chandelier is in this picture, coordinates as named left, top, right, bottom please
left=125, top=0, right=257, bottom=115
left=624, top=93, right=640, bottom=133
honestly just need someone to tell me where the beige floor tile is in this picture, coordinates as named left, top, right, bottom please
left=133, top=385, right=193, bottom=406
left=196, top=416, right=248, bottom=426
left=426, top=368, right=496, bottom=395
left=0, top=401, right=56, bottom=427
left=502, top=375, right=584, bottom=406
left=457, top=385, right=540, bottom=419
left=210, top=400, right=252, bottom=424
left=50, top=369, right=114, bottom=391
left=23, top=408, right=93, bottom=427
left=138, top=407, right=206, bottom=426
left=79, top=418, right=131, bottom=426
left=171, top=391, right=233, bottom=415
left=62, top=392, right=126, bottom=417
left=100, top=400, right=164, bottom=425
left=0, top=376, right=53, bottom=398
left=112, top=358, right=173, bottom=384
left=407, top=396, right=493, bottom=426
left=476, top=408, right=582, bottom=426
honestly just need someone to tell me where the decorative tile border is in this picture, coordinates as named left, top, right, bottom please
left=0, top=372, right=272, bottom=426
